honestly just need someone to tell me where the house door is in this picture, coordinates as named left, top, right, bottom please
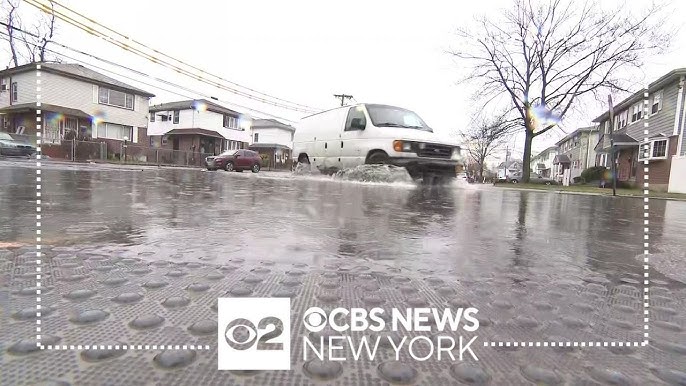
left=173, top=137, right=180, bottom=151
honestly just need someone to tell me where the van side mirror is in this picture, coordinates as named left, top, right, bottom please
left=350, top=118, right=366, bottom=130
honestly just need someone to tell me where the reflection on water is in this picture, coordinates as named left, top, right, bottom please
left=0, top=166, right=683, bottom=285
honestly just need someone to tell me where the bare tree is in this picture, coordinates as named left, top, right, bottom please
left=463, top=112, right=517, bottom=181
left=452, top=0, right=671, bottom=182
left=3, top=0, right=20, bottom=67
left=1, top=0, right=57, bottom=66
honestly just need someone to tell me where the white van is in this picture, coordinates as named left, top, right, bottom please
left=293, top=103, right=463, bottom=182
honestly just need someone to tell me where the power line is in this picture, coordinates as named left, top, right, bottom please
left=0, top=28, right=297, bottom=123
left=24, top=0, right=321, bottom=114
left=37, top=0, right=321, bottom=113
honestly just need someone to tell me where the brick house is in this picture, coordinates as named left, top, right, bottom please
left=248, top=119, right=296, bottom=169
left=592, top=69, right=686, bottom=192
left=0, top=62, right=154, bottom=160
left=147, top=99, right=251, bottom=165
left=553, top=126, right=599, bottom=182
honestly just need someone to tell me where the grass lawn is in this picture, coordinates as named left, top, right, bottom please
left=493, top=183, right=686, bottom=201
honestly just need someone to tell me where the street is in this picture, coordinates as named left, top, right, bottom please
left=1, top=159, right=686, bottom=385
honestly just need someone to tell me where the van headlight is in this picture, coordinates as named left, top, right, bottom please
left=393, top=140, right=414, bottom=152
left=451, top=147, right=462, bottom=160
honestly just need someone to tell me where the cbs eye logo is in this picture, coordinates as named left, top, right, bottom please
left=217, top=298, right=291, bottom=371
left=224, top=317, right=284, bottom=351
left=303, top=307, right=328, bottom=332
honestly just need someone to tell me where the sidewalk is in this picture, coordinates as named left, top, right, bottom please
left=490, top=183, right=686, bottom=201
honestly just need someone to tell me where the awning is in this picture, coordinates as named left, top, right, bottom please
left=594, top=133, right=639, bottom=153
left=536, top=163, right=547, bottom=170
left=249, top=143, right=292, bottom=150
left=553, top=154, right=571, bottom=164
left=0, top=103, right=92, bottom=119
left=165, top=128, right=225, bottom=139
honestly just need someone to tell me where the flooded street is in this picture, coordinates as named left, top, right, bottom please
left=1, top=160, right=686, bottom=385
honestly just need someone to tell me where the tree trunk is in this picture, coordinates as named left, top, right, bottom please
left=522, top=129, right=534, bottom=183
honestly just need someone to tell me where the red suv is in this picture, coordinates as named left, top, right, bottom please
left=205, top=150, right=262, bottom=173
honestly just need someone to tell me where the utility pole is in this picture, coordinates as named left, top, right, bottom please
left=333, top=94, right=354, bottom=107
left=608, top=95, right=617, bottom=196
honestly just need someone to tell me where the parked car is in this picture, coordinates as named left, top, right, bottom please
left=0, top=132, right=36, bottom=157
left=293, top=103, right=463, bottom=184
left=205, top=149, right=262, bottom=173
left=508, top=172, right=558, bottom=185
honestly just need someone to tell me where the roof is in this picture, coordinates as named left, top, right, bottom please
left=0, top=62, right=155, bottom=97
left=164, top=128, right=225, bottom=139
left=251, top=119, right=296, bottom=132
left=249, top=142, right=292, bottom=150
left=149, top=99, right=241, bottom=116
left=553, top=154, right=571, bottom=164
left=555, top=126, right=598, bottom=146
left=593, top=68, right=686, bottom=123
left=594, top=133, right=640, bottom=152
left=0, top=103, right=91, bottom=119
left=532, top=146, right=558, bottom=159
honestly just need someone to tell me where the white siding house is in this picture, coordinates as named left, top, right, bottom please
left=249, top=119, right=297, bottom=170
left=147, top=99, right=251, bottom=156
left=0, top=62, right=154, bottom=149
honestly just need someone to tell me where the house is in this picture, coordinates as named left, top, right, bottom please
left=530, top=146, right=558, bottom=178
left=147, top=99, right=251, bottom=164
left=0, top=62, right=154, bottom=159
left=552, top=126, right=599, bottom=181
left=592, top=68, right=686, bottom=192
left=496, top=159, right=522, bottom=180
left=249, top=118, right=296, bottom=169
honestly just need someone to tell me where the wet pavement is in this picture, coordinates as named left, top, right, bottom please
left=1, top=158, right=686, bottom=385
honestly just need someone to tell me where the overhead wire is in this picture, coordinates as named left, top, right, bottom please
left=0, top=27, right=298, bottom=123
left=24, top=0, right=321, bottom=114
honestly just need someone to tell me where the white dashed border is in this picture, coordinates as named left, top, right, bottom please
left=483, top=86, right=651, bottom=349
left=36, top=64, right=42, bottom=349
left=34, top=63, right=210, bottom=352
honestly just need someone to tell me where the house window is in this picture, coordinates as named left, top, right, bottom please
left=96, top=122, right=133, bottom=140
left=98, top=87, right=134, bottom=110
left=150, top=114, right=155, bottom=123
left=631, top=103, right=642, bottom=123
left=173, top=110, right=179, bottom=124
left=253, top=133, right=259, bottom=143
left=11, top=82, right=18, bottom=102
left=651, top=90, right=663, bottom=114
left=652, top=139, right=667, bottom=158
left=223, top=114, right=239, bottom=129
left=160, top=114, right=169, bottom=122
left=618, top=110, right=628, bottom=129
left=638, top=138, right=669, bottom=161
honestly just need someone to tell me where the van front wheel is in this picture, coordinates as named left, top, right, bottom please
left=366, top=151, right=389, bottom=165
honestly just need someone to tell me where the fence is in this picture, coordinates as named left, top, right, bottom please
left=35, top=139, right=301, bottom=169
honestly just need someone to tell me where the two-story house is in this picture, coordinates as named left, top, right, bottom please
left=530, top=146, right=558, bottom=178
left=248, top=118, right=296, bottom=169
left=552, top=126, right=599, bottom=181
left=592, top=68, right=686, bottom=192
left=147, top=99, right=252, bottom=161
left=0, top=62, right=154, bottom=159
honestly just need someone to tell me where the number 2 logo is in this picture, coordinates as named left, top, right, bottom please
left=224, top=317, right=284, bottom=350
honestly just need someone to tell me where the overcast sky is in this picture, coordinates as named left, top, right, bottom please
left=4, top=0, right=685, bottom=162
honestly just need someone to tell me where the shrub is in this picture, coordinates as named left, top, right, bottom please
left=580, top=166, right=607, bottom=183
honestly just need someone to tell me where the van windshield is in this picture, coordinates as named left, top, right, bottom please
left=366, top=104, right=432, bottom=132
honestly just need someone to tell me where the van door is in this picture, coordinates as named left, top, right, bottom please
left=339, top=106, right=367, bottom=169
